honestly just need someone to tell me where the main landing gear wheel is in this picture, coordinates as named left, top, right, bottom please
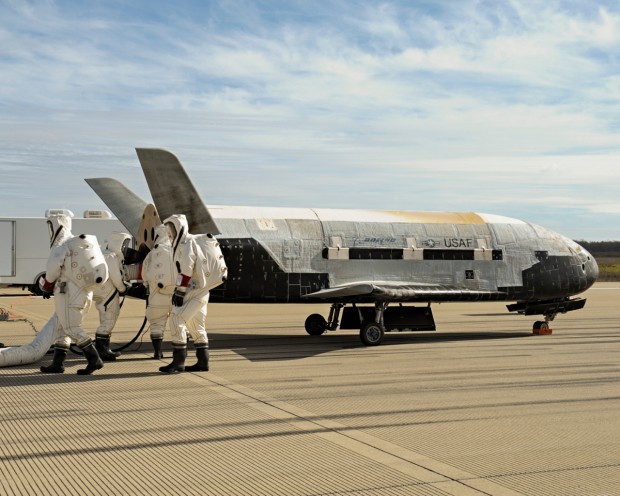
left=305, top=314, right=327, bottom=336
left=360, top=322, right=384, bottom=346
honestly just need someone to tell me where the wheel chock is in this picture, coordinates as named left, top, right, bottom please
left=533, top=328, right=553, bottom=335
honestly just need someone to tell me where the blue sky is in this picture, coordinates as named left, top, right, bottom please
left=1, top=0, right=620, bottom=240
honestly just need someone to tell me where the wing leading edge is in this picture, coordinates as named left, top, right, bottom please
left=304, top=281, right=506, bottom=302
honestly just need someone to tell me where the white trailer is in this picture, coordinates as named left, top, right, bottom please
left=0, top=211, right=126, bottom=293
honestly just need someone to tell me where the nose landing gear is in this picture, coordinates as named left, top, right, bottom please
left=533, top=312, right=556, bottom=335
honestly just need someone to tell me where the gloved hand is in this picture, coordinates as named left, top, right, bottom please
left=119, top=282, right=131, bottom=297
left=39, top=277, right=55, bottom=299
left=172, top=288, right=186, bottom=307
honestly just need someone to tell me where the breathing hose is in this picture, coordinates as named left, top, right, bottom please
left=70, top=295, right=150, bottom=355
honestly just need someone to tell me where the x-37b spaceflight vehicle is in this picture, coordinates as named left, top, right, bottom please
left=86, top=149, right=598, bottom=346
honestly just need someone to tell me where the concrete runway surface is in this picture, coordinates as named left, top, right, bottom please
left=0, top=283, right=619, bottom=495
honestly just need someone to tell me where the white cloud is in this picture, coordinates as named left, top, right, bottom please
left=1, top=0, right=620, bottom=239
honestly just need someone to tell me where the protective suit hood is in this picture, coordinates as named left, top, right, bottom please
left=106, top=232, right=132, bottom=257
left=162, top=214, right=189, bottom=253
left=152, top=224, right=171, bottom=247
left=47, top=214, right=72, bottom=248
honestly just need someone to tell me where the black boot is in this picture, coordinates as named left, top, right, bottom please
left=95, top=334, right=120, bottom=362
left=151, top=338, right=164, bottom=359
left=185, top=344, right=209, bottom=372
left=159, top=345, right=186, bottom=374
left=40, top=347, right=68, bottom=373
left=77, top=341, right=104, bottom=375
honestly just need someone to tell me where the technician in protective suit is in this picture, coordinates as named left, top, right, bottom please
left=142, top=223, right=176, bottom=359
left=91, top=231, right=132, bottom=361
left=39, top=214, right=106, bottom=375
left=159, top=214, right=210, bottom=373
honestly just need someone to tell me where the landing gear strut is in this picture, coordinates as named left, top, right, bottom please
left=304, top=301, right=436, bottom=346
left=359, top=302, right=388, bottom=346
left=304, top=302, right=391, bottom=346
left=304, top=303, right=345, bottom=336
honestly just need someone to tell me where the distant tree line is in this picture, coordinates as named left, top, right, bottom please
left=574, top=240, right=620, bottom=255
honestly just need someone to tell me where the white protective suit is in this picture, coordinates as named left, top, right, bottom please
left=91, top=231, right=132, bottom=361
left=142, top=224, right=176, bottom=358
left=0, top=216, right=73, bottom=368
left=159, top=214, right=214, bottom=373
left=166, top=214, right=211, bottom=347
left=39, top=214, right=107, bottom=375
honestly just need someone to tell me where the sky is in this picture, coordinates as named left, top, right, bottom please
left=1, top=0, right=620, bottom=240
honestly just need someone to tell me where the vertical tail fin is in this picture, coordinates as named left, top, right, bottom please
left=135, top=148, right=220, bottom=235
left=85, top=177, right=148, bottom=237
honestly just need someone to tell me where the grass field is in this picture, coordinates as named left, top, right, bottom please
left=593, top=254, right=620, bottom=281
